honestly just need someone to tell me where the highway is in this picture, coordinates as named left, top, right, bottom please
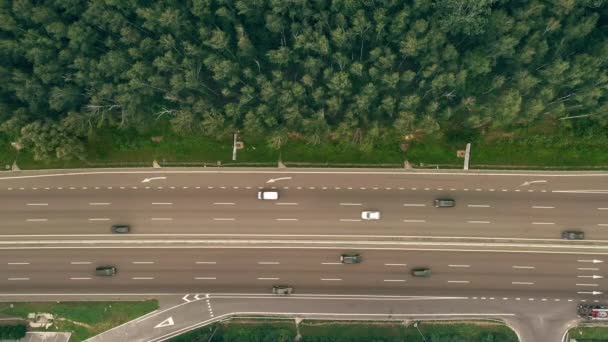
left=0, top=168, right=607, bottom=341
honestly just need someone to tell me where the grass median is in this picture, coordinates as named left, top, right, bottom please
left=167, top=317, right=518, bottom=342
left=0, top=300, right=158, bottom=342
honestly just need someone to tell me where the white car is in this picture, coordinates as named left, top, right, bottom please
left=361, top=211, right=380, bottom=220
left=257, top=190, right=279, bottom=200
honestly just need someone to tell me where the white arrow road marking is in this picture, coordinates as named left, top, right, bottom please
left=578, top=259, right=604, bottom=263
left=154, top=317, right=174, bottom=328
left=578, top=275, right=604, bottom=279
left=141, top=177, right=167, bottom=183
left=519, top=180, right=547, bottom=187
left=266, top=177, right=292, bottom=183
left=182, top=294, right=191, bottom=302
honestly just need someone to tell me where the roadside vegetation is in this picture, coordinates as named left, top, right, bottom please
left=0, top=323, right=27, bottom=340
left=568, top=326, right=608, bottom=341
left=168, top=318, right=518, bottom=342
left=0, top=300, right=158, bottom=342
left=1, top=1, right=607, bottom=169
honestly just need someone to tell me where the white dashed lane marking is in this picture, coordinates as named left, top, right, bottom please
left=26, top=203, right=48, bottom=206
left=512, top=266, right=535, bottom=269
left=213, top=202, right=235, bottom=205
left=7, top=262, right=29, bottom=265
left=467, top=204, right=490, bottom=208
left=89, top=202, right=110, bottom=206
left=403, top=220, right=426, bottom=223
left=88, top=218, right=110, bottom=221
left=339, top=219, right=361, bottom=222
left=195, top=262, right=217, bottom=264
left=194, top=277, right=217, bottom=280
left=403, top=204, right=426, bottom=207
left=276, top=203, right=298, bottom=206
left=151, top=218, right=173, bottom=221
left=340, top=203, right=362, bottom=206
left=213, top=218, right=235, bottom=221
left=532, top=206, right=555, bottom=209
left=26, top=219, right=47, bottom=222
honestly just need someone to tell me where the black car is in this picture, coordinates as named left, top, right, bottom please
left=111, top=225, right=130, bottom=234
left=562, top=231, right=584, bottom=240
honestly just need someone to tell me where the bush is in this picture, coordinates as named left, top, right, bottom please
left=0, top=324, right=27, bottom=339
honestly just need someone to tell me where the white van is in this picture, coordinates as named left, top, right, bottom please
left=257, top=190, right=279, bottom=200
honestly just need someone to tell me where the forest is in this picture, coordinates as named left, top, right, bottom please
left=0, top=0, right=607, bottom=162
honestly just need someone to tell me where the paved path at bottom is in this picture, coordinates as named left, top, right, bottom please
left=86, top=293, right=581, bottom=342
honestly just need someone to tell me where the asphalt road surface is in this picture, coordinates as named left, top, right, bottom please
left=0, top=168, right=607, bottom=341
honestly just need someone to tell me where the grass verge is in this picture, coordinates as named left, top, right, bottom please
left=167, top=318, right=518, bottom=342
left=0, top=300, right=159, bottom=342
left=568, top=326, right=608, bottom=340
left=5, top=123, right=608, bottom=170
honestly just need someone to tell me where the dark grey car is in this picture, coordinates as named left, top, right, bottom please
left=411, top=267, right=432, bottom=277
left=340, top=253, right=362, bottom=264
left=95, top=266, right=117, bottom=276
left=111, top=225, right=130, bottom=234
left=434, top=198, right=455, bottom=208
left=272, top=285, right=293, bottom=295
left=562, top=231, right=584, bottom=240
